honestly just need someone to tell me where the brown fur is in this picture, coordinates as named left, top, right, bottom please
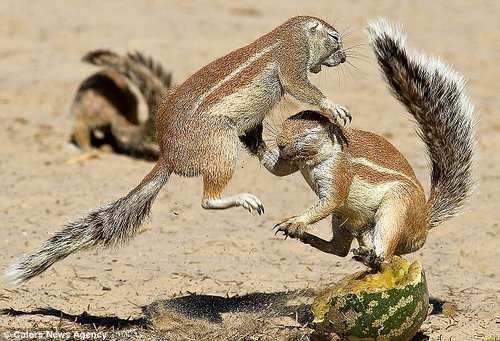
left=156, top=15, right=348, bottom=209
left=347, top=129, right=417, bottom=178
left=72, top=50, right=173, bottom=160
left=71, top=69, right=140, bottom=151
left=256, top=19, right=476, bottom=270
left=261, top=110, right=429, bottom=268
left=5, top=16, right=349, bottom=284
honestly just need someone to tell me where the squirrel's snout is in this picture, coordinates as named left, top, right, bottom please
left=322, top=50, right=346, bottom=67
left=338, top=50, right=346, bottom=64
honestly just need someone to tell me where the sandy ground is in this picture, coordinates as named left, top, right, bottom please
left=0, top=1, right=498, bottom=340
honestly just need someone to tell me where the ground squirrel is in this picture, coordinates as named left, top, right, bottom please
left=6, top=16, right=349, bottom=284
left=71, top=68, right=139, bottom=150
left=71, top=50, right=172, bottom=159
left=256, top=18, right=476, bottom=269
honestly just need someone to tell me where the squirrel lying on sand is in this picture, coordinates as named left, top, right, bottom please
left=7, top=16, right=349, bottom=284
left=252, top=18, right=476, bottom=269
left=71, top=50, right=172, bottom=159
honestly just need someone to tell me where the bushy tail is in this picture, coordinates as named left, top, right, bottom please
left=366, top=18, right=476, bottom=229
left=5, top=164, right=170, bottom=284
left=82, top=49, right=172, bottom=115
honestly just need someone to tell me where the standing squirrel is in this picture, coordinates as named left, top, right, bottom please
left=6, top=16, right=349, bottom=284
left=71, top=50, right=172, bottom=159
left=254, top=18, right=476, bottom=269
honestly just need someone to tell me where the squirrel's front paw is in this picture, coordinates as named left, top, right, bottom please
left=274, top=216, right=307, bottom=239
left=351, top=246, right=384, bottom=270
left=320, top=99, right=352, bottom=125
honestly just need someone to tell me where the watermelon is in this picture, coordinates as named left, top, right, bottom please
left=311, top=256, right=429, bottom=340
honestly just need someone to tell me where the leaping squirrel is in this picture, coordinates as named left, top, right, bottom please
left=7, top=16, right=349, bottom=284
left=253, top=18, right=476, bottom=269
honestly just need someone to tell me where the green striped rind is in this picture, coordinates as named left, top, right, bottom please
left=312, top=261, right=428, bottom=340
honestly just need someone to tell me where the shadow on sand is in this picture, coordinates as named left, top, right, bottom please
left=1, top=291, right=438, bottom=339
left=1, top=289, right=313, bottom=327
left=142, top=290, right=314, bottom=324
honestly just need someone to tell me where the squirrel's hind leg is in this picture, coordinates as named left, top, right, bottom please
left=200, top=132, right=264, bottom=214
left=354, top=194, right=409, bottom=269
left=201, top=175, right=264, bottom=214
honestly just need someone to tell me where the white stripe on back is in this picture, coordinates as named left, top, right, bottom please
left=193, top=42, right=279, bottom=112
left=351, top=157, right=419, bottom=188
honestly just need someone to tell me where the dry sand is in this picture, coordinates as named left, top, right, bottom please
left=0, top=0, right=498, bottom=339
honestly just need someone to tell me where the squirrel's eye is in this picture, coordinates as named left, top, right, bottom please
left=328, top=32, right=340, bottom=43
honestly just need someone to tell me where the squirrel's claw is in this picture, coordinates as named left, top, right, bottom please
left=273, top=222, right=284, bottom=236
left=351, top=246, right=384, bottom=270
left=334, top=105, right=351, bottom=126
left=238, top=194, right=264, bottom=215
left=256, top=204, right=264, bottom=215
left=320, top=99, right=351, bottom=125
left=273, top=216, right=307, bottom=239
